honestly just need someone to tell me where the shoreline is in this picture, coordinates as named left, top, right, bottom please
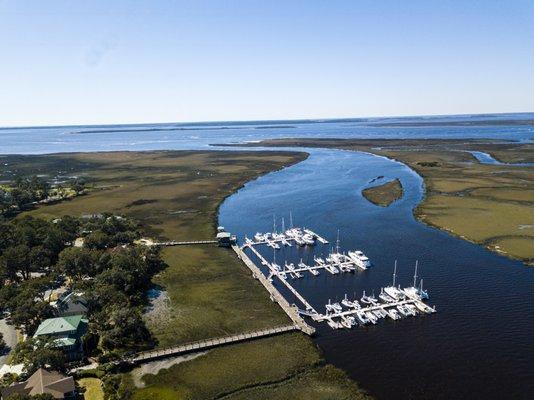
left=229, top=138, right=533, bottom=266
left=3, top=150, right=369, bottom=399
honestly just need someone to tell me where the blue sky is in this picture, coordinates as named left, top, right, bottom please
left=1, top=0, right=533, bottom=126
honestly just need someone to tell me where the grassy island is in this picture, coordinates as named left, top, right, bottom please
left=1, top=151, right=369, bottom=400
left=237, top=139, right=534, bottom=266
left=362, top=178, right=403, bottom=207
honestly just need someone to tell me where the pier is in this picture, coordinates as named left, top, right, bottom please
left=154, top=240, right=218, bottom=246
left=128, top=325, right=298, bottom=364
left=232, top=245, right=315, bottom=335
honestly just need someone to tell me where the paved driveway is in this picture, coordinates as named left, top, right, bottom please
left=0, top=318, right=17, bottom=366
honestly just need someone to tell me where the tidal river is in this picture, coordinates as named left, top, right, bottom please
left=2, top=115, right=533, bottom=399
left=219, top=147, right=534, bottom=400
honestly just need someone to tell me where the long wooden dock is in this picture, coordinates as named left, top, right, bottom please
left=245, top=244, right=318, bottom=313
left=154, top=240, right=218, bottom=246
left=129, top=325, right=298, bottom=364
left=232, top=245, right=315, bottom=335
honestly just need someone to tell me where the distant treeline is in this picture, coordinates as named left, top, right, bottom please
left=0, top=175, right=85, bottom=217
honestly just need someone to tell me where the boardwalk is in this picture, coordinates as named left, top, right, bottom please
left=154, top=240, right=218, bottom=246
left=129, top=325, right=297, bottom=364
left=232, top=245, right=315, bottom=335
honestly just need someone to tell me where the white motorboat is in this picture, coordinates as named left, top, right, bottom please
left=386, top=308, right=401, bottom=320
left=266, top=240, right=280, bottom=249
left=294, top=237, right=306, bottom=246
left=360, top=290, right=374, bottom=304
left=355, top=311, right=370, bottom=325
left=314, top=256, right=325, bottom=265
left=281, top=237, right=292, bottom=246
left=365, top=311, right=378, bottom=324
left=331, top=302, right=343, bottom=313
left=329, top=252, right=344, bottom=264
left=271, top=262, right=281, bottom=271
left=325, top=265, right=339, bottom=274
left=379, top=288, right=395, bottom=303
left=348, top=250, right=372, bottom=269
left=397, top=304, right=410, bottom=317
left=325, top=299, right=335, bottom=313
left=372, top=310, right=384, bottom=319
left=341, top=294, right=353, bottom=308
left=405, top=304, right=418, bottom=316
left=343, top=315, right=357, bottom=327
left=327, top=319, right=341, bottom=329
left=340, top=318, right=352, bottom=329
left=302, top=233, right=315, bottom=245
left=254, top=232, right=264, bottom=242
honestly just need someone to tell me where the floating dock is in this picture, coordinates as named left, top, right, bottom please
left=240, top=227, right=436, bottom=331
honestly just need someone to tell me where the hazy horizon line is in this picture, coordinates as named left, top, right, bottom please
left=1, top=110, right=533, bottom=130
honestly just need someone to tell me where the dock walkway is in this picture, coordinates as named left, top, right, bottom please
left=154, top=240, right=218, bottom=246
left=129, top=325, right=297, bottom=364
left=232, top=245, right=315, bottom=335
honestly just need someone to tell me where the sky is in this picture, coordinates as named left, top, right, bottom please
left=1, top=0, right=533, bottom=127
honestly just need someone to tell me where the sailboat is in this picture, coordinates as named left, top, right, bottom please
left=403, top=261, right=430, bottom=300
left=384, top=260, right=405, bottom=300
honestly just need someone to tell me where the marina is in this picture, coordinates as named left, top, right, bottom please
left=241, top=227, right=436, bottom=331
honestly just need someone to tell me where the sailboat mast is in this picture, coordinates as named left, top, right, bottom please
left=289, top=211, right=293, bottom=228
left=273, top=214, right=276, bottom=233
left=393, top=260, right=397, bottom=287
left=336, top=229, right=340, bottom=253
left=413, top=260, right=418, bottom=287
left=282, top=217, right=285, bottom=233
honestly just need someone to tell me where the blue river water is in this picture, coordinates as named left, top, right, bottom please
left=1, top=114, right=533, bottom=399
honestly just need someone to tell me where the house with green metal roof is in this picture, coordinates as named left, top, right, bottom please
left=33, top=314, right=88, bottom=361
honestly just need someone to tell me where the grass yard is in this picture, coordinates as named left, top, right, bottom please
left=78, top=378, right=104, bottom=400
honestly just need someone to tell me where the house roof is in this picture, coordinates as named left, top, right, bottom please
left=33, top=314, right=84, bottom=337
left=1, top=368, right=75, bottom=399
left=56, top=292, right=88, bottom=316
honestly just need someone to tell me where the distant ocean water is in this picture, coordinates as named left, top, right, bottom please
left=1, top=112, right=533, bottom=154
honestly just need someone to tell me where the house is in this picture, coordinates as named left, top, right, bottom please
left=1, top=368, right=76, bottom=399
left=55, top=292, right=88, bottom=317
left=33, top=315, right=88, bottom=361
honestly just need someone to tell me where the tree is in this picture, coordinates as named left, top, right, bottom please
left=56, top=247, right=99, bottom=281
left=10, top=298, right=54, bottom=335
left=11, top=337, right=66, bottom=376
left=83, top=231, right=110, bottom=250
left=0, top=245, right=30, bottom=281
left=99, top=307, right=153, bottom=352
left=0, top=332, right=5, bottom=353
